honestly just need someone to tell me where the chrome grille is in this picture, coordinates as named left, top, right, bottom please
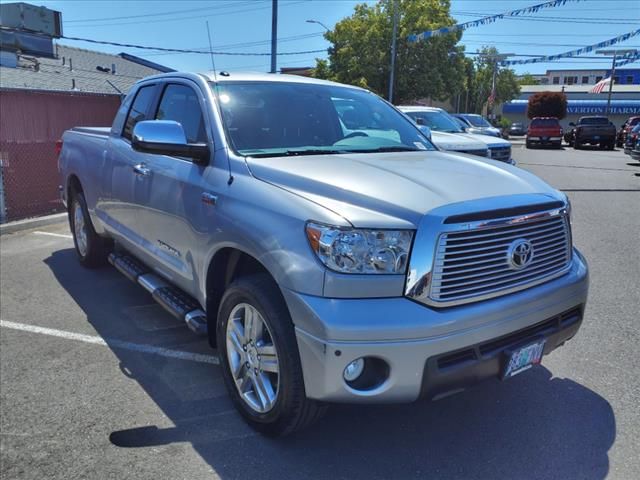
left=488, top=145, right=511, bottom=162
left=429, top=210, right=572, bottom=305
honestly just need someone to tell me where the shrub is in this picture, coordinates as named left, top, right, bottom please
left=527, top=91, right=567, bottom=119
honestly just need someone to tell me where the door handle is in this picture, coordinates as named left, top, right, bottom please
left=132, top=163, right=151, bottom=176
left=201, top=192, right=218, bottom=206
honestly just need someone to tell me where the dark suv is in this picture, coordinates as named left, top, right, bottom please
left=566, top=116, right=616, bottom=150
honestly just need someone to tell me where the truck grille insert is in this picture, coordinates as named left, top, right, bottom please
left=489, top=145, right=511, bottom=162
left=430, top=211, right=572, bottom=304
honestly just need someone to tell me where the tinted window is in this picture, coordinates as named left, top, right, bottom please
left=530, top=118, right=560, bottom=127
left=156, top=84, right=207, bottom=143
left=463, top=115, right=491, bottom=127
left=579, top=117, right=608, bottom=125
left=213, top=81, right=434, bottom=157
left=123, top=85, right=156, bottom=140
left=405, top=110, right=463, bottom=133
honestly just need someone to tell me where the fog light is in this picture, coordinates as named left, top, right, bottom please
left=343, top=358, right=365, bottom=382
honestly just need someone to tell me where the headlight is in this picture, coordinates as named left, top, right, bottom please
left=305, top=222, right=414, bottom=274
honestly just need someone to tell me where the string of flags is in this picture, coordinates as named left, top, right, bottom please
left=615, top=51, right=640, bottom=68
left=501, top=29, right=640, bottom=65
left=407, top=0, right=581, bottom=42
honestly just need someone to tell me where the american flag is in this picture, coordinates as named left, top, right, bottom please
left=590, top=77, right=611, bottom=94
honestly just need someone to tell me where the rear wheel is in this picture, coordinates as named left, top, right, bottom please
left=217, top=274, right=326, bottom=436
left=69, top=190, right=111, bottom=268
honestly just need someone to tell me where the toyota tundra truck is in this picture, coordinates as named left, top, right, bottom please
left=58, top=72, right=589, bottom=436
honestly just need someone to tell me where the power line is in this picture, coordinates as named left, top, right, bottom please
left=60, top=35, right=326, bottom=56
left=64, top=1, right=307, bottom=29
left=64, top=1, right=257, bottom=23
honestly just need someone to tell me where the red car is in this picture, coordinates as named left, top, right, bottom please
left=617, top=116, right=640, bottom=148
left=526, top=117, right=563, bottom=149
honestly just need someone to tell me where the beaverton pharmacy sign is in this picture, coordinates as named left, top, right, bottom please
left=503, top=100, right=640, bottom=115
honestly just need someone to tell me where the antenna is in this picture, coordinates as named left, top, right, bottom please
left=206, top=21, right=217, bottom=81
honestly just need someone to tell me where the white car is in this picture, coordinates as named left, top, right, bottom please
left=399, top=106, right=514, bottom=164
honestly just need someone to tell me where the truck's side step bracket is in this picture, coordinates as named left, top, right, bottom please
left=108, top=253, right=208, bottom=335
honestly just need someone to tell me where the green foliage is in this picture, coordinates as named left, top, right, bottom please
left=465, top=46, right=521, bottom=114
left=517, top=73, right=541, bottom=86
left=527, top=91, right=567, bottom=119
left=497, top=117, right=511, bottom=130
left=313, top=0, right=466, bottom=103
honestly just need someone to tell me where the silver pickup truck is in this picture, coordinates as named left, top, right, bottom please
left=58, top=72, right=589, bottom=436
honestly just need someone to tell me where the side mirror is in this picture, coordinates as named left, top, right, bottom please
left=132, top=120, right=209, bottom=164
left=415, top=117, right=426, bottom=126
left=418, top=125, right=432, bottom=140
left=569, top=122, right=575, bottom=127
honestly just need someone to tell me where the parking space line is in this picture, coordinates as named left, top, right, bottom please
left=33, top=231, right=73, bottom=239
left=0, top=320, right=219, bottom=365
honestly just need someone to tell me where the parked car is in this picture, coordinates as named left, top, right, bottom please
left=400, top=106, right=514, bottom=164
left=452, top=113, right=502, bottom=137
left=630, top=137, right=640, bottom=161
left=526, top=117, right=563, bottom=149
left=566, top=116, right=616, bottom=150
left=617, top=116, right=640, bottom=147
left=58, top=72, right=588, bottom=436
left=623, top=124, right=640, bottom=155
left=509, top=122, right=527, bottom=136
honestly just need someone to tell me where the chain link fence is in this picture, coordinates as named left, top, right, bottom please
left=0, top=89, right=121, bottom=223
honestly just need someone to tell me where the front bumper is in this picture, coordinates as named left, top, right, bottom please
left=286, top=249, right=588, bottom=403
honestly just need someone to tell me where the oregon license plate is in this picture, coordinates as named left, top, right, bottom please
left=503, top=339, right=546, bottom=379
left=594, top=135, right=600, bottom=140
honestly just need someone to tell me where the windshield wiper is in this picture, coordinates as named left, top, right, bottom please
left=348, top=145, right=423, bottom=153
left=249, top=149, right=349, bottom=158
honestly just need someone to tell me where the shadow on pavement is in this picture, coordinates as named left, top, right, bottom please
left=45, top=248, right=615, bottom=480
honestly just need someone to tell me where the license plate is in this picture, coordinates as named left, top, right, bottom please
left=542, top=137, right=549, bottom=141
left=594, top=136, right=600, bottom=140
left=503, top=339, right=546, bottom=379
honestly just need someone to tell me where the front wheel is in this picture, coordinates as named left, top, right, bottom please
left=217, top=274, right=326, bottom=436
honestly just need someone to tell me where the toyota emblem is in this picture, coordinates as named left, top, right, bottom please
left=508, top=239, right=534, bottom=270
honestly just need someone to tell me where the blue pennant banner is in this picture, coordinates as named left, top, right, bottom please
left=502, top=30, right=640, bottom=65
left=615, top=51, right=640, bottom=68
left=408, top=0, right=581, bottom=42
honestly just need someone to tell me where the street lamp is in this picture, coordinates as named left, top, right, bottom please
left=596, top=49, right=637, bottom=116
left=306, top=19, right=330, bottom=32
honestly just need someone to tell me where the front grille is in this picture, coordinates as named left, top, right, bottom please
left=430, top=210, right=572, bottom=305
left=488, top=145, right=511, bottom=162
left=457, top=148, right=489, bottom=157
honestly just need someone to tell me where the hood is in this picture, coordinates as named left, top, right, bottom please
left=430, top=131, right=487, bottom=151
left=464, top=132, right=511, bottom=148
left=247, top=151, right=560, bottom=229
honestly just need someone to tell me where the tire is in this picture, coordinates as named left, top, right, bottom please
left=574, top=141, right=581, bottom=150
left=68, top=190, right=111, bottom=268
left=217, top=274, right=326, bottom=436
left=525, top=140, right=532, bottom=149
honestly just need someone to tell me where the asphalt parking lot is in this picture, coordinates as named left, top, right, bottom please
left=1, top=144, right=639, bottom=480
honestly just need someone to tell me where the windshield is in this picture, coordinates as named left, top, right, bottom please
left=579, top=117, right=608, bottom=125
left=531, top=118, right=560, bottom=127
left=463, top=115, right=492, bottom=128
left=211, top=81, right=435, bottom=157
left=404, top=110, right=463, bottom=133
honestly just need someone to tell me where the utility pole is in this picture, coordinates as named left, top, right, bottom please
left=480, top=52, right=513, bottom=119
left=388, top=0, right=398, bottom=103
left=270, top=0, right=278, bottom=73
left=596, top=49, right=635, bottom=115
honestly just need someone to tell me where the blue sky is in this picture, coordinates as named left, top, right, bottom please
left=34, top=0, right=640, bottom=75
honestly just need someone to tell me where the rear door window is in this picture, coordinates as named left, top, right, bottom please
left=122, top=85, right=156, bottom=140
left=155, top=84, right=207, bottom=143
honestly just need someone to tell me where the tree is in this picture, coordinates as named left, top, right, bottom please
left=313, top=0, right=466, bottom=104
left=464, top=47, right=521, bottom=114
left=527, top=91, right=567, bottom=119
left=517, top=73, right=541, bottom=86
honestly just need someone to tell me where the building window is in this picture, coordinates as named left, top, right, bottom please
left=582, top=76, right=589, bottom=84
left=552, top=76, right=560, bottom=84
left=614, top=76, right=620, bottom=84
left=595, top=76, right=603, bottom=83
left=563, top=76, right=578, bottom=85
left=626, top=75, right=633, bottom=84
